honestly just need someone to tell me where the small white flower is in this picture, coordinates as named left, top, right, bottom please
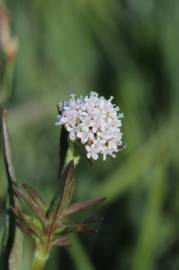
left=85, top=144, right=99, bottom=160
left=56, top=91, right=124, bottom=160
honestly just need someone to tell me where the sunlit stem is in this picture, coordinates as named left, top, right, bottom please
left=32, top=242, right=49, bottom=270
left=65, top=141, right=80, bottom=166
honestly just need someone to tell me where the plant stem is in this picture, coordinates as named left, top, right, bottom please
left=66, top=142, right=80, bottom=166
left=32, top=243, right=49, bottom=270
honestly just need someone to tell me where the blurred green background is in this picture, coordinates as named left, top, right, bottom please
left=0, top=0, right=179, bottom=269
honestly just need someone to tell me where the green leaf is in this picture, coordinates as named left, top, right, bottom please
left=132, top=165, right=166, bottom=270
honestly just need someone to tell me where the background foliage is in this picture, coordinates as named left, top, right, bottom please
left=0, top=0, right=179, bottom=269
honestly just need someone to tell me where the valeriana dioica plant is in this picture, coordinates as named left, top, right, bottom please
left=2, top=92, right=124, bottom=270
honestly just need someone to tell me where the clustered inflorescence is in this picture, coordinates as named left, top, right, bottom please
left=56, top=91, right=124, bottom=160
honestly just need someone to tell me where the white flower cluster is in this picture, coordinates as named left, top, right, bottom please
left=56, top=92, right=124, bottom=160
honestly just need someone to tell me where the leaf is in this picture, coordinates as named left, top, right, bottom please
left=11, top=207, right=41, bottom=238
left=49, top=160, right=75, bottom=221
left=55, top=216, right=103, bottom=237
left=51, top=236, right=70, bottom=247
left=63, top=197, right=106, bottom=216
left=73, top=216, right=103, bottom=234
left=12, top=185, right=46, bottom=225
left=14, top=220, right=33, bottom=238
left=54, top=224, right=72, bottom=236
left=22, top=183, right=46, bottom=212
left=57, top=160, right=75, bottom=212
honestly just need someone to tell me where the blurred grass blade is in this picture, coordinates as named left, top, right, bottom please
left=8, top=230, right=23, bottom=270
left=1, top=110, right=23, bottom=270
left=94, top=120, right=176, bottom=202
left=132, top=165, right=166, bottom=270
left=68, top=234, right=96, bottom=270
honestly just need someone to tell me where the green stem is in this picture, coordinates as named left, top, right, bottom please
left=65, top=142, right=80, bottom=166
left=32, top=243, right=49, bottom=270
left=32, top=142, right=80, bottom=270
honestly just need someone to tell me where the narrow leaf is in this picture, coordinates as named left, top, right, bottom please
left=132, top=165, right=166, bottom=270
left=63, top=197, right=106, bottom=216
left=15, top=220, right=33, bottom=238
left=55, top=217, right=103, bottom=236
left=11, top=207, right=41, bottom=238
left=51, top=236, right=70, bottom=247
left=22, top=183, right=46, bottom=211
left=57, top=160, right=75, bottom=212
left=49, top=160, right=75, bottom=221
left=13, top=185, right=46, bottom=225
left=54, top=225, right=76, bottom=236
left=73, top=216, right=104, bottom=235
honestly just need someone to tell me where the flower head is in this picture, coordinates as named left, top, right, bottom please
left=56, top=91, right=124, bottom=160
